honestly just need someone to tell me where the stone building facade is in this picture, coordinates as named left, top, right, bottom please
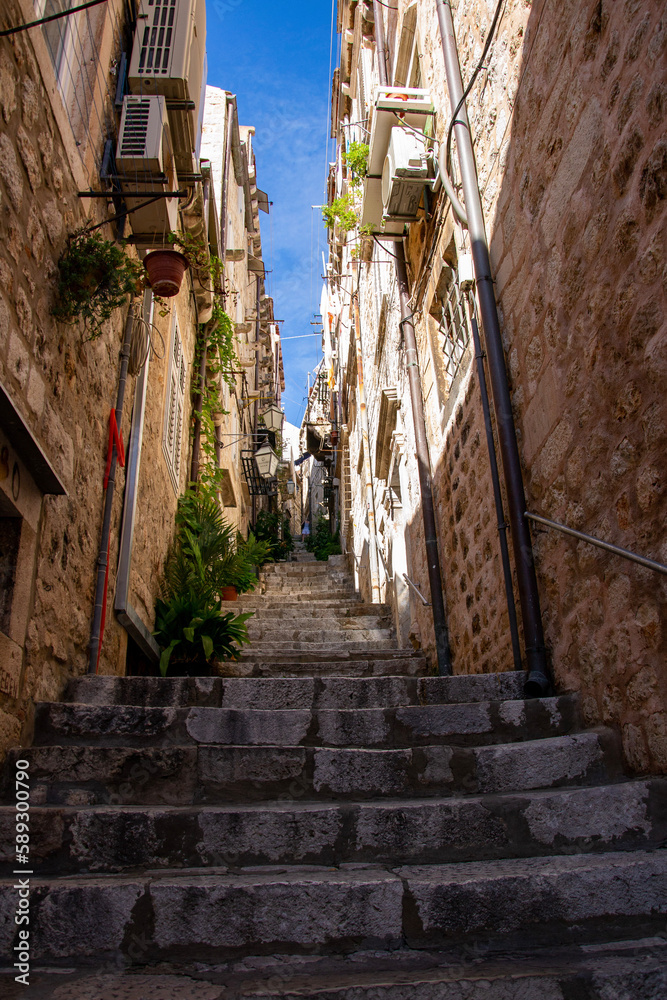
left=0, top=2, right=281, bottom=761
left=327, top=0, right=666, bottom=770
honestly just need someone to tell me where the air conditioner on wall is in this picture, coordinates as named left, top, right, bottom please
left=128, top=0, right=207, bottom=173
left=361, top=87, right=435, bottom=235
left=116, top=95, right=179, bottom=246
left=381, top=127, right=430, bottom=219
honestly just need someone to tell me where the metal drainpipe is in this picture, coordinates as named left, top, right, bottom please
left=352, top=289, right=381, bottom=604
left=88, top=298, right=138, bottom=674
left=465, top=296, right=522, bottom=672
left=114, top=290, right=161, bottom=665
left=435, top=0, right=549, bottom=696
left=372, top=0, right=451, bottom=673
left=252, top=273, right=261, bottom=526
left=395, top=248, right=451, bottom=675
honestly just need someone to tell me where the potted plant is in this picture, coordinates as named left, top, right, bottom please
left=52, top=229, right=144, bottom=339
left=219, top=532, right=273, bottom=600
left=143, top=249, right=189, bottom=298
left=154, top=491, right=253, bottom=676
left=154, top=589, right=252, bottom=676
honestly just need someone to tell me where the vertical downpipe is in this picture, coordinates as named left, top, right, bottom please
left=373, top=0, right=451, bottom=673
left=435, top=0, right=549, bottom=696
left=353, top=290, right=381, bottom=603
left=88, top=298, right=137, bottom=673
left=395, top=249, right=452, bottom=675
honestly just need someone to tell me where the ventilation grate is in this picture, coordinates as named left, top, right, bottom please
left=119, top=100, right=151, bottom=157
left=138, top=0, right=177, bottom=75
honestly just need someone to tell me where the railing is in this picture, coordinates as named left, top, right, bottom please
left=377, top=547, right=394, bottom=584
left=402, top=573, right=431, bottom=607
left=525, top=512, right=667, bottom=577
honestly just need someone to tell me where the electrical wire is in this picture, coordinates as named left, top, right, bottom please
left=0, top=0, right=108, bottom=37
left=373, top=235, right=401, bottom=261
left=445, top=0, right=506, bottom=177
left=480, top=0, right=549, bottom=197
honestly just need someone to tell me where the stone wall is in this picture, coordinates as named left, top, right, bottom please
left=486, top=0, right=667, bottom=771
left=412, top=0, right=666, bottom=768
left=0, top=7, right=198, bottom=759
left=335, top=0, right=666, bottom=771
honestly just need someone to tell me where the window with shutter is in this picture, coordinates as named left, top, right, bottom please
left=162, top=315, right=186, bottom=492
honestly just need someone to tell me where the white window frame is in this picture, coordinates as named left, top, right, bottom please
left=34, top=0, right=79, bottom=105
left=163, top=313, right=187, bottom=493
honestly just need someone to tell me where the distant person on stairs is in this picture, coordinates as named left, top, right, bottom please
left=301, top=519, right=310, bottom=542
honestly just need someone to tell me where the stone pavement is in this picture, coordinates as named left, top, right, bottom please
left=0, top=557, right=666, bottom=998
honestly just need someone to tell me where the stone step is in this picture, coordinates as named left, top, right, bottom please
left=243, top=639, right=398, bottom=653
left=250, top=574, right=353, bottom=584
left=238, top=591, right=359, bottom=606
left=63, top=672, right=527, bottom=709
left=1, top=780, right=664, bottom=874
left=246, top=616, right=393, bottom=633
left=260, top=576, right=355, bottom=588
left=245, top=627, right=396, bottom=644
left=216, top=655, right=429, bottom=678
left=9, top=731, right=623, bottom=807
left=245, top=603, right=393, bottom=619
left=32, top=695, right=582, bottom=749
left=258, top=586, right=357, bottom=598
left=11, top=940, right=665, bottom=999
left=1, top=851, right=664, bottom=965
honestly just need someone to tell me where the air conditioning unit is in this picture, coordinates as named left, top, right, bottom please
left=128, top=0, right=207, bottom=173
left=361, top=87, right=435, bottom=235
left=381, top=127, right=430, bottom=219
left=116, top=95, right=178, bottom=246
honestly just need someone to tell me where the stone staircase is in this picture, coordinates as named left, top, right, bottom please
left=0, top=558, right=666, bottom=999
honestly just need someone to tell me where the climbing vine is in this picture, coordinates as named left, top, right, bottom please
left=193, top=301, right=240, bottom=501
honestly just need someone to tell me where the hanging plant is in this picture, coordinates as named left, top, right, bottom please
left=343, top=141, right=369, bottom=188
left=52, top=229, right=144, bottom=339
left=322, top=195, right=359, bottom=232
left=143, top=249, right=188, bottom=297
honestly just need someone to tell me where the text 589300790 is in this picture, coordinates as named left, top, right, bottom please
left=14, top=759, right=31, bottom=986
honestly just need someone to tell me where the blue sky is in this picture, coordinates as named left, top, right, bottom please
left=206, top=0, right=338, bottom=427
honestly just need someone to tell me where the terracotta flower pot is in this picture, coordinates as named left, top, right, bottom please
left=143, top=250, right=188, bottom=297
left=220, top=586, right=238, bottom=602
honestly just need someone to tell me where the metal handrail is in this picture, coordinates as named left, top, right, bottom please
left=377, top=547, right=394, bottom=584
left=402, top=573, right=431, bottom=607
left=525, top=512, right=667, bottom=577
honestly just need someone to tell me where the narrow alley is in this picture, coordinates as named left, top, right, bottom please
left=0, top=0, right=665, bottom=997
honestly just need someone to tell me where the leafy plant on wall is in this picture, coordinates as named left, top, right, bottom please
left=52, top=229, right=144, bottom=339
left=322, top=143, right=370, bottom=239
left=344, top=141, right=369, bottom=187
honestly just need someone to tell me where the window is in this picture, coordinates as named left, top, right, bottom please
left=427, top=263, right=473, bottom=411
left=36, top=0, right=76, bottom=95
left=438, top=274, right=471, bottom=383
left=394, top=3, right=422, bottom=88
left=163, top=315, right=187, bottom=491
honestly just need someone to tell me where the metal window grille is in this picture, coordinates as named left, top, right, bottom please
left=240, top=453, right=276, bottom=496
left=439, top=280, right=471, bottom=382
left=317, top=372, right=329, bottom=406
left=162, top=316, right=186, bottom=491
